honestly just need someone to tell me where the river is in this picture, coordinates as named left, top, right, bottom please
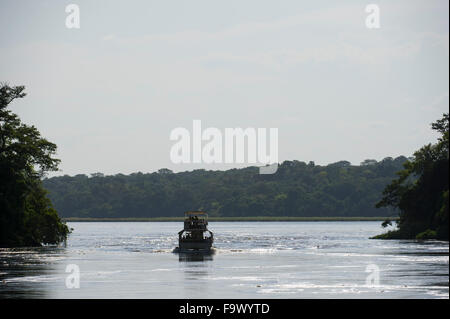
left=0, top=221, right=448, bottom=298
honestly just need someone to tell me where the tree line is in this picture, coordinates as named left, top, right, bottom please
left=43, top=157, right=409, bottom=219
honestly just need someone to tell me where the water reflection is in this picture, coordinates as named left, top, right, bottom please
left=1, top=222, right=448, bottom=298
left=177, top=251, right=214, bottom=297
left=177, top=251, right=214, bottom=262
left=0, top=247, right=65, bottom=299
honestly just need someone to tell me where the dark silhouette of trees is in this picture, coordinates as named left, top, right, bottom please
left=375, top=113, right=449, bottom=240
left=43, top=157, right=409, bottom=219
left=0, top=84, right=70, bottom=247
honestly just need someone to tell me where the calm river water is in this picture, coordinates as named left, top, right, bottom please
left=0, top=221, right=448, bottom=298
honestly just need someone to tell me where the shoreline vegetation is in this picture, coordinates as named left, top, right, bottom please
left=372, top=113, right=448, bottom=241
left=62, top=216, right=399, bottom=222
left=0, top=84, right=70, bottom=247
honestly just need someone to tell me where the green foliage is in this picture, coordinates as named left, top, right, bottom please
left=371, top=230, right=403, bottom=240
left=43, top=157, right=408, bottom=219
left=415, top=229, right=437, bottom=240
left=375, top=113, right=449, bottom=240
left=0, top=83, right=70, bottom=247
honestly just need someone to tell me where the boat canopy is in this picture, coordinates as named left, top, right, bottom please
left=184, top=211, right=208, bottom=219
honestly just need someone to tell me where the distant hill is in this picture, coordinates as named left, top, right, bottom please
left=42, top=157, right=408, bottom=218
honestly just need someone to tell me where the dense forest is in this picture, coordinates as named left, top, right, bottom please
left=0, top=84, right=69, bottom=247
left=374, top=113, right=449, bottom=240
left=43, top=157, right=408, bottom=218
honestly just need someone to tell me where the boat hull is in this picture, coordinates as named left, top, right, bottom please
left=178, top=239, right=213, bottom=251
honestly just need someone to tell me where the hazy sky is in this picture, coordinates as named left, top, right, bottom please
left=1, top=0, right=448, bottom=176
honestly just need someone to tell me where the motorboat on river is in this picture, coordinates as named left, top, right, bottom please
left=174, top=211, right=214, bottom=253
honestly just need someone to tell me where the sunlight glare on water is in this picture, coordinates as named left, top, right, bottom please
left=0, top=222, right=448, bottom=298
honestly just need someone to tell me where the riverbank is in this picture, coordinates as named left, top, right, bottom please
left=62, top=216, right=398, bottom=222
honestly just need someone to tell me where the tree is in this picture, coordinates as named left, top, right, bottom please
left=374, top=113, right=449, bottom=240
left=0, top=83, right=70, bottom=247
left=361, top=159, right=378, bottom=166
left=42, top=155, right=407, bottom=219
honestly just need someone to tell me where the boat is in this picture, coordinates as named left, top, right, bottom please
left=174, top=211, right=214, bottom=253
